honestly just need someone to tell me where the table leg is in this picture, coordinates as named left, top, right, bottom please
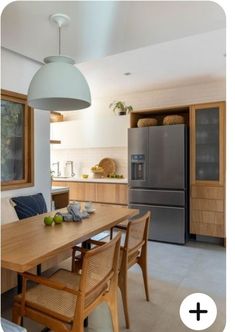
left=17, top=273, right=22, bottom=294
left=37, top=264, right=42, bottom=276
left=82, top=240, right=91, bottom=327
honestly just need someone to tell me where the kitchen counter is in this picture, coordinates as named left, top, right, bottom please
left=53, top=177, right=128, bottom=184
left=51, top=186, right=69, bottom=194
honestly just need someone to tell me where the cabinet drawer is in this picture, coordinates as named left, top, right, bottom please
left=191, top=210, right=224, bottom=225
left=190, top=222, right=225, bottom=238
left=191, top=198, right=224, bottom=212
left=191, top=185, right=224, bottom=199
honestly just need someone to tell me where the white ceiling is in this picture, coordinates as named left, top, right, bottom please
left=1, top=1, right=226, bottom=98
left=78, top=29, right=225, bottom=98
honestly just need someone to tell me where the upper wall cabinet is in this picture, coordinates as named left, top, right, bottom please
left=190, top=102, right=225, bottom=185
left=50, top=116, right=129, bottom=149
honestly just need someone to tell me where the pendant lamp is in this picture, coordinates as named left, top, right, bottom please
left=28, top=13, right=91, bottom=111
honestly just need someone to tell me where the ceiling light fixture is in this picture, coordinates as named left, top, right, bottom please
left=27, top=13, right=91, bottom=111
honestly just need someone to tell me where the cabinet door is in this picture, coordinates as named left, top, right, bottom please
left=96, top=184, right=127, bottom=205
left=67, top=182, right=85, bottom=201
left=190, top=102, right=225, bottom=238
left=84, top=183, right=96, bottom=202
left=190, top=102, right=225, bottom=185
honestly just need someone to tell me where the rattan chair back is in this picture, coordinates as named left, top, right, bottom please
left=79, top=231, right=121, bottom=301
left=124, top=211, right=151, bottom=254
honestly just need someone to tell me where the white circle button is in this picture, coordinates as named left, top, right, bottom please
left=180, top=293, right=217, bottom=330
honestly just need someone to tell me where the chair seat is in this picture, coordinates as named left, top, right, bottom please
left=119, top=247, right=141, bottom=269
left=15, top=269, right=79, bottom=323
left=15, top=269, right=108, bottom=323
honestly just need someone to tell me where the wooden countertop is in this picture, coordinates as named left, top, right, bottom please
left=1, top=205, right=138, bottom=273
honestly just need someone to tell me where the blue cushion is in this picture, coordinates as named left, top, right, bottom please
left=11, top=193, right=47, bottom=220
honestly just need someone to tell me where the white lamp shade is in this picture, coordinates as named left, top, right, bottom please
left=28, top=56, right=91, bottom=111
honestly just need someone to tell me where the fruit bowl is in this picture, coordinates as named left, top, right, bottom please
left=91, top=165, right=104, bottom=174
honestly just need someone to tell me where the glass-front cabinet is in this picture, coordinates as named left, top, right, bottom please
left=190, top=102, right=225, bottom=239
left=191, top=102, right=225, bottom=185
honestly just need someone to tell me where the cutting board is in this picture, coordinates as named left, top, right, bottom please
left=99, top=158, right=116, bottom=177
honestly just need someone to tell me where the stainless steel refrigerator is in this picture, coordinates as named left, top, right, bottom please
left=128, top=124, right=188, bottom=244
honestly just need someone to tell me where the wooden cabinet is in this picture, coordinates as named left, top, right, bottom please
left=51, top=190, right=69, bottom=209
left=130, top=102, right=226, bottom=239
left=84, top=182, right=97, bottom=201
left=52, top=181, right=128, bottom=205
left=190, top=102, right=225, bottom=238
left=96, top=183, right=128, bottom=204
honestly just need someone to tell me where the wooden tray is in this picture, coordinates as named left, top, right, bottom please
left=99, top=158, right=116, bottom=177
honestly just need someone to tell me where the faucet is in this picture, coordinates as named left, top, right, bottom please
left=66, top=161, right=76, bottom=177
left=52, top=162, right=61, bottom=177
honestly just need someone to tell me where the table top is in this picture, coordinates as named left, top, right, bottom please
left=1, top=205, right=138, bottom=273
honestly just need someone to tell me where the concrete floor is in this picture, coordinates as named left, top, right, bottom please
left=1, top=240, right=226, bottom=332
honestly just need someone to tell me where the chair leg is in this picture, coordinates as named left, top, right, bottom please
left=72, top=248, right=76, bottom=272
left=138, top=253, right=150, bottom=302
left=107, top=293, right=119, bottom=332
left=118, top=272, right=130, bottom=329
left=110, top=227, right=114, bottom=239
left=71, top=319, right=84, bottom=332
left=12, top=304, right=22, bottom=326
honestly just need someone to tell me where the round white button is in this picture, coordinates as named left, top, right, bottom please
left=179, top=293, right=217, bottom=330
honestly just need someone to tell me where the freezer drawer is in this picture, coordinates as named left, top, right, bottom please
left=129, top=203, right=186, bottom=244
left=129, top=188, right=185, bottom=206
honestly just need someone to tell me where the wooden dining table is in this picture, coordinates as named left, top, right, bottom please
left=1, top=204, right=138, bottom=330
left=1, top=204, right=138, bottom=274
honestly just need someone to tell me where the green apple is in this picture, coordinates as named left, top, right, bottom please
left=44, top=216, right=54, bottom=226
left=53, top=214, right=63, bottom=224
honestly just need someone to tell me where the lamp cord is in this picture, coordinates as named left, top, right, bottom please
left=58, top=26, right=61, bottom=55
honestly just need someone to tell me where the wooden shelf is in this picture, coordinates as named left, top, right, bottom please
left=50, top=140, right=61, bottom=144
left=50, top=111, right=64, bottom=123
left=130, top=106, right=189, bottom=128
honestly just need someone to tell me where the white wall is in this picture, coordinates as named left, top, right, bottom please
left=1, top=48, right=51, bottom=222
left=63, top=79, right=226, bottom=120
left=51, top=79, right=225, bottom=178
left=51, top=146, right=128, bottom=178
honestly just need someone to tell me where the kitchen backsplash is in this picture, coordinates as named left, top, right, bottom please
left=51, top=147, right=128, bottom=178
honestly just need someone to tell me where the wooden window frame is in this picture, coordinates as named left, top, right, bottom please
left=1, top=89, right=34, bottom=191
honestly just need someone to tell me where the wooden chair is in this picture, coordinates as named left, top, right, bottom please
left=12, top=232, right=122, bottom=332
left=73, top=211, right=151, bottom=329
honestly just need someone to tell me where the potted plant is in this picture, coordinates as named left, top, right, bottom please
left=109, top=101, right=133, bottom=115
